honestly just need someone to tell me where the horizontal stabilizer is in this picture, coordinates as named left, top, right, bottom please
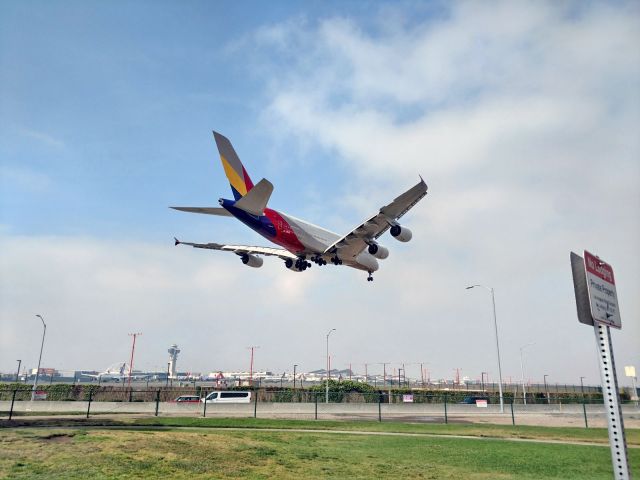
left=233, top=178, right=273, bottom=216
left=170, top=207, right=233, bottom=217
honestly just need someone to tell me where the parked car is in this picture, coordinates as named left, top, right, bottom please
left=460, top=395, right=490, bottom=404
left=202, top=391, right=252, bottom=404
left=172, top=395, right=202, bottom=403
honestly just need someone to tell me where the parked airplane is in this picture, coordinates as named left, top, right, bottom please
left=82, top=363, right=127, bottom=382
left=172, top=132, right=428, bottom=281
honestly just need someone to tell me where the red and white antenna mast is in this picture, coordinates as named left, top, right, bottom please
left=127, top=332, right=142, bottom=388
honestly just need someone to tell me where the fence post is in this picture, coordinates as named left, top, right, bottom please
left=8, top=389, right=17, bottom=420
left=510, top=398, right=515, bottom=426
left=444, top=393, right=448, bottom=424
left=253, top=389, right=258, bottom=419
left=203, top=391, right=208, bottom=418
left=86, top=389, right=93, bottom=419
left=155, top=389, right=160, bottom=417
left=314, top=392, right=318, bottom=420
left=378, top=393, right=382, bottom=422
left=582, top=399, right=588, bottom=428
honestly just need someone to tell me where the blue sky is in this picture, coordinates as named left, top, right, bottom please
left=1, top=1, right=638, bottom=386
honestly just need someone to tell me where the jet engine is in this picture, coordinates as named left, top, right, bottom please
left=284, top=258, right=307, bottom=272
left=390, top=225, right=412, bottom=242
left=241, top=253, right=263, bottom=268
left=367, top=243, right=389, bottom=259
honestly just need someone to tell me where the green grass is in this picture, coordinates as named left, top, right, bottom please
left=3, top=417, right=638, bottom=478
left=1, top=427, right=638, bottom=479
left=132, top=416, right=640, bottom=446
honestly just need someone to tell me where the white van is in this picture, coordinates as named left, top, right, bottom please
left=203, top=391, right=252, bottom=403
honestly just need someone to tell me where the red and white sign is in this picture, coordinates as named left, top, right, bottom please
left=584, top=251, right=621, bottom=329
left=476, top=399, right=488, bottom=408
left=402, top=394, right=414, bottom=403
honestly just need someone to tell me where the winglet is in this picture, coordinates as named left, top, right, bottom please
left=174, top=237, right=181, bottom=246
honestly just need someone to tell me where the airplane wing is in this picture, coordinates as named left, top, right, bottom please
left=174, top=238, right=298, bottom=260
left=323, top=177, right=428, bottom=261
left=170, top=207, right=233, bottom=216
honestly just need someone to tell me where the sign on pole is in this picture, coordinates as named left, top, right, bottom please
left=584, top=250, right=621, bottom=328
left=571, top=251, right=630, bottom=479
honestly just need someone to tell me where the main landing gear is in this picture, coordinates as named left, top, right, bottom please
left=295, top=258, right=312, bottom=271
left=311, top=256, right=327, bottom=266
left=367, top=272, right=374, bottom=282
left=331, top=256, right=343, bottom=265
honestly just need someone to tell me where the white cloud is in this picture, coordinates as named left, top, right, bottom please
left=248, top=1, right=639, bottom=382
left=19, top=128, right=66, bottom=149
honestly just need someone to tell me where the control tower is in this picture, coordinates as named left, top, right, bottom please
left=168, top=344, right=180, bottom=379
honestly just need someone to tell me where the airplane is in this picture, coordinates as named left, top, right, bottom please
left=81, top=363, right=127, bottom=382
left=172, top=131, right=428, bottom=281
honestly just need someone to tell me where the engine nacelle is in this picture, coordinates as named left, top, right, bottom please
left=390, top=225, right=412, bottom=242
left=241, top=253, right=263, bottom=268
left=284, top=258, right=304, bottom=272
left=355, top=251, right=379, bottom=272
left=367, top=243, right=389, bottom=260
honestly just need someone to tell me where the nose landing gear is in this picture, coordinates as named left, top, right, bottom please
left=367, top=272, right=374, bottom=282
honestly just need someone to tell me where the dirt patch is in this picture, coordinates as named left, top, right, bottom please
left=39, top=432, right=75, bottom=443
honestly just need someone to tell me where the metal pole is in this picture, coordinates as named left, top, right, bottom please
left=510, top=398, right=515, bottom=425
left=580, top=376, right=585, bottom=397
left=31, top=315, right=46, bottom=401
left=594, top=323, right=630, bottom=479
left=466, top=286, right=504, bottom=413
left=155, top=389, right=160, bottom=416
left=314, top=392, right=318, bottom=420
left=86, top=389, right=93, bottom=418
left=383, top=363, right=387, bottom=388
left=247, top=346, right=259, bottom=386
left=165, top=362, right=170, bottom=388
left=127, top=332, right=141, bottom=389
left=15, top=360, right=21, bottom=382
left=443, top=393, right=448, bottom=424
left=203, top=390, right=207, bottom=418
left=378, top=393, right=382, bottom=422
left=582, top=400, right=588, bottom=428
left=544, top=375, right=550, bottom=404
left=9, top=390, right=17, bottom=420
left=253, top=388, right=258, bottom=418
left=519, top=343, right=534, bottom=406
left=293, top=364, right=297, bottom=389
left=326, top=329, right=335, bottom=404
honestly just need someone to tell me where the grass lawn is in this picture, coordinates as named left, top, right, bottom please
left=0, top=423, right=638, bottom=479
left=133, top=416, right=640, bottom=446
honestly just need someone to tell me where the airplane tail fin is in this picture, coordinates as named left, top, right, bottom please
left=213, top=131, right=255, bottom=200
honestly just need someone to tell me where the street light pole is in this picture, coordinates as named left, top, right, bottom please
left=580, top=376, right=586, bottom=396
left=481, top=372, right=487, bottom=392
left=543, top=374, right=550, bottom=404
left=466, top=286, right=505, bottom=413
left=326, top=328, right=336, bottom=403
left=31, top=315, right=47, bottom=401
left=519, top=343, right=535, bottom=405
left=293, top=364, right=297, bottom=389
left=15, top=360, right=21, bottom=382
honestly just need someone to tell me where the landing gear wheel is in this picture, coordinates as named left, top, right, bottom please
left=367, top=272, right=374, bottom=282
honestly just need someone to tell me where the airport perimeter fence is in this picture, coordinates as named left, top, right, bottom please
left=1, top=384, right=637, bottom=426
